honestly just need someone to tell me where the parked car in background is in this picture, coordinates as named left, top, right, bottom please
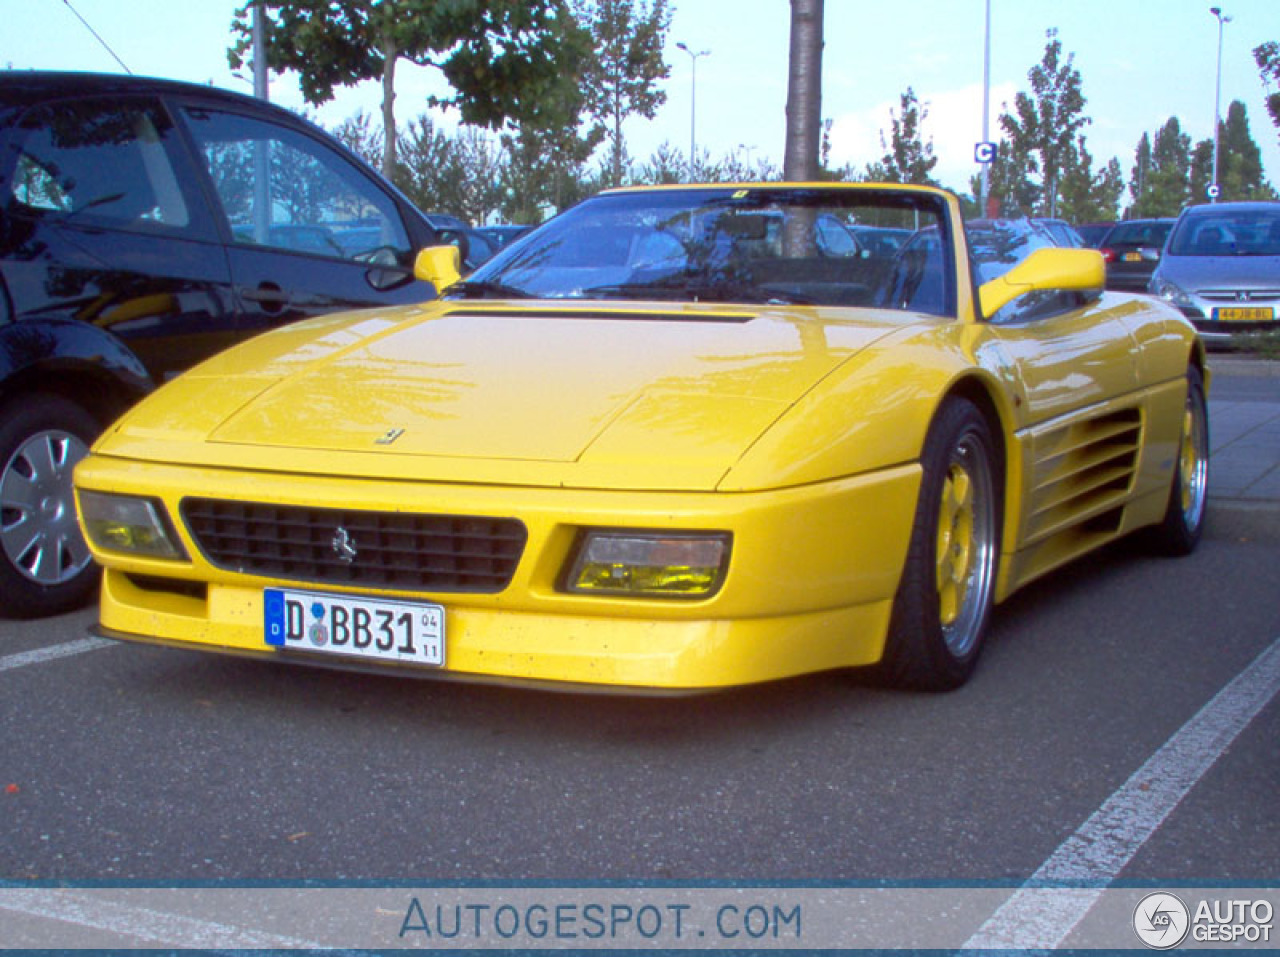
left=1031, top=217, right=1086, bottom=248
left=0, top=71, right=448, bottom=617
left=452, top=227, right=501, bottom=271
left=415, top=213, right=504, bottom=272
left=476, top=224, right=534, bottom=250
left=1074, top=221, right=1115, bottom=248
left=1148, top=201, right=1280, bottom=339
left=1098, top=218, right=1175, bottom=292
left=847, top=224, right=912, bottom=257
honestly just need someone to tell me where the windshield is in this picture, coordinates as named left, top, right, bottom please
left=1167, top=207, right=1280, bottom=257
left=454, top=187, right=954, bottom=315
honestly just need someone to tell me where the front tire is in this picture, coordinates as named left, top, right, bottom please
left=0, top=395, right=101, bottom=618
left=1149, top=366, right=1209, bottom=556
left=879, top=398, right=1000, bottom=692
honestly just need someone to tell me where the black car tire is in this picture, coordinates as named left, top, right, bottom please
left=878, top=397, right=1001, bottom=692
left=0, top=394, right=101, bottom=618
left=1149, top=366, right=1210, bottom=557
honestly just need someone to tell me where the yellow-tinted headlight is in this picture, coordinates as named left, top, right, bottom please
left=78, top=490, right=187, bottom=560
left=567, top=532, right=730, bottom=598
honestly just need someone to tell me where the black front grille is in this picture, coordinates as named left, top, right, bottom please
left=181, top=499, right=526, bottom=593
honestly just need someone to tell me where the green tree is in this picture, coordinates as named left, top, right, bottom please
left=1189, top=136, right=1214, bottom=205
left=998, top=29, right=1089, bottom=217
left=783, top=0, right=824, bottom=182
left=574, top=0, right=671, bottom=186
left=1129, top=132, right=1152, bottom=212
left=634, top=142, right=691, bottom=185
left=1130, top=117, right=1191, bottom=217
left=1255, top=41, right=1280, bottom=144
left=974, top=136, right=1039, bottom=217
left=1058, top=137, right=1122, bottom=223
left=229, top=0, right=586, bottom=177
left=440, top=128, right=508, bottom=224
left=865, top=88, right=937, bottom=185
left=390, top=115, right=456, bottom=214
left=499, top=119, right=600, bottom=222
left=718, top=146, right=780, bottom=183
left=1215, top=100, right=1276, bottom=200
left=330, top=109, right=384, bottom=169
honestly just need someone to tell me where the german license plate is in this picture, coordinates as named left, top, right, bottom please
left=1214, top=307, right=1275, bottom=321
left=264, top=588, right=445, bottom=667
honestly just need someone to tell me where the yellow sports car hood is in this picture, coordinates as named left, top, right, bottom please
left=104, top=303, right=907, bottom=490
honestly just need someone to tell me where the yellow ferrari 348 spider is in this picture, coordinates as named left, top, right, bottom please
left=74, top=184, right=1208, bottom=693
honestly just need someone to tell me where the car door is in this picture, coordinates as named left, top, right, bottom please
left=174, top=101, right=434, bottom=337
left=1, top=92, right=238, bottom=382
left=988, top=293, right=1140, bottom=423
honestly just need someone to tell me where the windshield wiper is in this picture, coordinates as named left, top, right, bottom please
left=442, top=279, right=532, bottom=300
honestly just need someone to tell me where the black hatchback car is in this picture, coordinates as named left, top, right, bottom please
left=1098, top=218, right=1175, bottom=292
left=0, top=72, right=450, bottom=617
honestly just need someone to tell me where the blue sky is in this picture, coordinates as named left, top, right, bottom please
left=4, top=0, right=1277, bottom=199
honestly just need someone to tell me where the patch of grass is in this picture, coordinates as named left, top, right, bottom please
left=1226, top=330, right=1280, bottom=360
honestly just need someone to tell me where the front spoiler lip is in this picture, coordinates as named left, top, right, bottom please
left=91, top=623, right=738, bottom=699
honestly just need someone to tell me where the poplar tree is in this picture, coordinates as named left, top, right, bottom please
left=574, top=0, right=672, bottom=186
left=998, top=29, right=1089, bottom=218
left=865, top=88, right=938, bottom=185
left=1129, top=117, right=1191, bottom=217
left=1255, top=42, right=1280, bottom=144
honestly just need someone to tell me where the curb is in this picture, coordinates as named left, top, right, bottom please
left=1207, top=356, right=1280, bottom=377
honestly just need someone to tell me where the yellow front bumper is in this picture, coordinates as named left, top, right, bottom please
left=79, top=457, right=921, bottom=691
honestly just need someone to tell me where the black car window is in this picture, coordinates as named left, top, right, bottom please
left=1106, top=222, right=1172, bottom=247
left=7, top=98, right=192, bottom=231
left=180, top=107, right=411, bottom=263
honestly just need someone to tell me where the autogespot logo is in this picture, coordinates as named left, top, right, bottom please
left=1134, top=893, right=1191, bottom=949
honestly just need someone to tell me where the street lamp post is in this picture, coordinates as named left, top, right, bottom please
left=676, top=41, right=709, bottom=180
left=980, top=0, right=992, bottom=216
left=1210, top=6, right=1231, bottom=202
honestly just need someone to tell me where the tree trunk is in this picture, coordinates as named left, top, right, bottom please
left=783, top=0, right=824, bottom=182
left=380, top=28, right=399, bottom=178
left=612, top=81, right=625, bottom=185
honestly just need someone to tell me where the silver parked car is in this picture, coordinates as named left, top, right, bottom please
left=1148, top=201, right=1280, bottom=340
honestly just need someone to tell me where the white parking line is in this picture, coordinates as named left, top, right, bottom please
left=0, top=636, right=113, bottom=673
left=964, top=635, right=1280, bottom=950
left=0, top=888, right=325, bottom=950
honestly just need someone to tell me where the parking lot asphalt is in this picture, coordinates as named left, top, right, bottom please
left=1206, top=355, right=1280, bottom=506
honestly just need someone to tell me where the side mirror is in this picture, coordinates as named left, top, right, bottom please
left=978, top=247, right=1105, bottom=319
left=414, top=245, right=463, bottom=295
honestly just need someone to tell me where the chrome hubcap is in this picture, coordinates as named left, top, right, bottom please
left=1178, top=395, right=1208, bottom=527
left=934, top=437, right=995, bottom=657
left=0, top=429, right=93, bottom=585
